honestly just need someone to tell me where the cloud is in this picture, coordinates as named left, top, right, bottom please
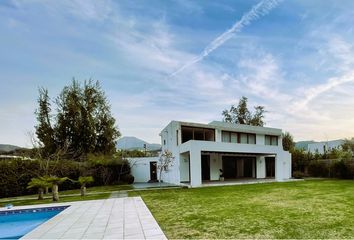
left=168, top=0, right=282, bottom=78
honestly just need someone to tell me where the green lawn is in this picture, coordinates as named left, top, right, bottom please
left=0, top=184, right=132, bottom=207
left=130, top=180, right=354, bottom=239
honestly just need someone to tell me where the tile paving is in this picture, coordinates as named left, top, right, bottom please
left=20, top=197, right=166, bottom=240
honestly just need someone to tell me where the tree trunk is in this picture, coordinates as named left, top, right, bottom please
left=38, top=188, right=44, bottom=200
left=52, top=184, right=59, bottom=201
left=159, top=169, right=163, bottom=187
left=45, top=186, right=49, bottom=194
left=80, top=184, right=86, bottom=197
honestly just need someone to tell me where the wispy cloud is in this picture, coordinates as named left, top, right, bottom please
left=168, top=0, right=282, bottom=78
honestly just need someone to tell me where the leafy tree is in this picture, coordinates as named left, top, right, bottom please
left=35, top=79, right=120, bottom=161
left=341, top=138, right=354, bottom=153
left=35, top=88, right=56, bottom=157
left=282, top=132, right=295, bottom=151
left=222, top=96, right=266, bottom=126
left=78, top=176, right=94, bottom=196
left=27, top=177, right=51, bottom=200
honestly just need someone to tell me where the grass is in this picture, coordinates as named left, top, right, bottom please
left=0, top=193, right=111, bottom=206
left=130, top=179, right=354, bottom=239
left=0, top=184, right=132, bottom=207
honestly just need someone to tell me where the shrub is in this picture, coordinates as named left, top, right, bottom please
left=308, top=161, right=329, bottom=177
left=292, top=171, right=306, bottom=179
left=0, top=157, right=132, bottom=198
left=121, top=174, right=134, bottom=184
left=330, top=160, right=354, bottom=179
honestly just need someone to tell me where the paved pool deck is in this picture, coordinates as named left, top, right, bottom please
left=19, top=197, right=166, bottom=239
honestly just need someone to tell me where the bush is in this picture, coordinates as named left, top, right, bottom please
left=308, top=161, right=330, bottom=177
left=0, top=157, right=132, bottom=198
left=330, top=160, right=354, bottom=179
left=292, top=171, right=306, bottom=179
left=121, top=174, right=134, bottom=184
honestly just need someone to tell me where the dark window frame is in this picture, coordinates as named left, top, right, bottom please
left=181, top=126, right=215, bottom=143
left=221, top=131, right=256, bottom=144
left=265, top=135, right=278, bottom=146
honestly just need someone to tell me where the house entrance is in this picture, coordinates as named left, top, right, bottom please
left=265, top=157, right=275, bottom=178
left=222, top=156, right=256, bottom=179
left=150, top=161, right=157, bottom=181
left=201, top=155, right=210, bottom=181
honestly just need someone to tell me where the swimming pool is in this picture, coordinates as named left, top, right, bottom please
left=0, top=206, right=68, bottom=239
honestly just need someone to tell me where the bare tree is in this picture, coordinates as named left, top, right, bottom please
left=157, top=150, right=174, bottom=186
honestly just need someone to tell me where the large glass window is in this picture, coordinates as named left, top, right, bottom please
left=221, top=131, right=256, bottom=144
left=181, top=127, right=193, bottom=143
left=231, top=132, right=238, bottom=143
left=222, top=131, right=230, bottom=142
left=194, top=128, right=204, bottom=140
left=181, top=126, right=215, bottom=143
left=205, top=129, right=215, bottom=141
left=248, top=134, right=256, bottom=144
left=240, top=133, right=248, bottom=144
left=265, top=135, right=278, bottom=146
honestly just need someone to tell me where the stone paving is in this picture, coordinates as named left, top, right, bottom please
left=21, top=197, right=166, bottom=239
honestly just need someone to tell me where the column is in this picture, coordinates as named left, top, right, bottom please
left=190, top=149, right=202, bottom=187
left=256, top=156, right=266, bottom=178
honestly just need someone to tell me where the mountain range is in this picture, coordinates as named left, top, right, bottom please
left=0, top=144, right=21, bottom=153
left=116, top=136, right=161, bottom=151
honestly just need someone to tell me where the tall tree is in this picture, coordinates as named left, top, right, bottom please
left=222, top=96, right=266, bottom=126
left=282, top=132, right=295, bottom=151
left=35, top=79, right=120, bottom=160
left=35, top=88, right=56, bottom=157
left=341, top=138, right=354, bottom=153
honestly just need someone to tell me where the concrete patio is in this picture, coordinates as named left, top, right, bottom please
left=21, top=197, right=166, bottom=239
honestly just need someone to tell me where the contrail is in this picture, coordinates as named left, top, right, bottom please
left=168, top=0, right=282, bottom=78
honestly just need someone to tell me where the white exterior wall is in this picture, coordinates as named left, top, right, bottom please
left=159, top=120, right=292, bottom=187
left=160, top=121, right=181, bottom=185
left=256, top=156, right=266, bottom=178
left=210, top=153, right=222, bottom=181
left=127, top=157, right=159, bottom=183
left=179, top=153, right=190, bottom=182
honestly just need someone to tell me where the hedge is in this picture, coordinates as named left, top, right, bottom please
left=0, top=159, right=131, bottom=198
left=307, top=160, right=354, bottom=179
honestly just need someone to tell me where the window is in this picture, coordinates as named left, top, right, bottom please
left=221, top=131, right=256, bottom=144
left=181, top=126, right=215, bottom=143
left=194, top=128, right=204, bottom=140
left=248, top=134, right=256, bottom=144
left=240, top=133, right=248, bottom=144
left=265, top=135, right=278, bottom=146
left=205, top=129, right=215, bottom=141
left=231, top=132, right=238, bottom=143
left=222, top=131, right=230, bottom=142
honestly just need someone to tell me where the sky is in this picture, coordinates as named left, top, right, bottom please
left=1, top=0, right=354, bottom=147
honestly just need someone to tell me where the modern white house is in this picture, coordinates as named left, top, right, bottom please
left=129, top=120, right=292, bottom=187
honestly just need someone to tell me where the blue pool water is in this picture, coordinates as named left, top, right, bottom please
left=0, top=206, right=68, bottom=239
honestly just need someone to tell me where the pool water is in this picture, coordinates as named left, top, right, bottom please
left=0, top=206, right=68, bottom=239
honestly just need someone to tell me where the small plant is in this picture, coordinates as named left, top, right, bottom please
left=219, top=169, right=224, bottom=181
left=27, top=177, right=51, bottom=200
left=78, top=176, right=94, bottom=197
left=43, top=176, right=68, bottom=201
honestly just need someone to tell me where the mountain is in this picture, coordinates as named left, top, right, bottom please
left=0, top=144, right=21, bottom=153
left=116, top=136, right=161, bottom=151
left=295, top=141, right=316, bottom=150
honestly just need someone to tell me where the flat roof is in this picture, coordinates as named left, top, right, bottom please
left=167, top=120, right=282, bottom=136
